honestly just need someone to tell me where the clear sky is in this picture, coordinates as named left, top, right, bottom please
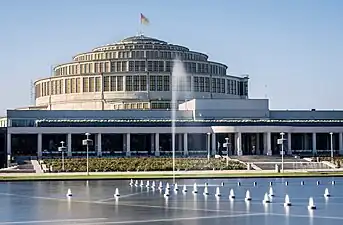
left=0, top=0, right=342, bottom=114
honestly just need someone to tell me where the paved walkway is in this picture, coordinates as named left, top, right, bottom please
left=1, top=168, right=343, bottom=177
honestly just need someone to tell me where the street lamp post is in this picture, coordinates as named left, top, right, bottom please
left=280, top=132, right=285, bottom=173
left=58, top=141, right=67, bottom=171
left=206, top=133, right=211, bottom=161
left=82, top=133, right=93, bottom=176
left=225, top=137, right=229, bottom=167
left=330, top=132, right=334, bottom=162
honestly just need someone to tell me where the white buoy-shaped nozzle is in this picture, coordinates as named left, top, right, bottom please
left=229, top=189, right=235, bottom=199
left=129, top=179, right=133, bottom=186
left=263, top=193, right=270, bottom=204
left=221, top=182, right=225, bottom=186
left=146, top=180, right=150, bottom=187
left=203, top=186, right=209, bottom=195
left=253, top=182, right=257, bottom=186
left=316, top=181, right=320, bottom=186
left=332, top=180, right=336, bottom=185
left=114, top=188, right=120, bottom=197
left=269, top=181, right=273, bottom=186
left=285, top=181, right=289, bottom=186
left=237, top=182, right=241, bottom=186
left=164, top=188, right=170, bottom=197
left=158, top=181, right=163, bottom=190
left=166, top=183, right=170, bottom=190
left=66, top=188, right=72, bottom=197
left=182, top=184, right=187, bottom=193
left=135, top=180, right=139, bottom=187
left=269, top=187, right=274, bottom=197
left=215, top=187, right=221, bottom=197
left=245, top=190, right=251, bottom=201
left=192, top=183, right=198, bottom=194
left=324, top=188, right=330, bottom=197
left=284, top=194, right=291, bottom=206
left=174, top=183, right=179, bottom=192
left=308, top=197, right=316, bottom=210
left=301, top=181, right=305, bottom=186
left=140, top=180, right=144, bottom=187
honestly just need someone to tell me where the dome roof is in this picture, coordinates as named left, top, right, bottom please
left=119, top=35, right=167, bottom=44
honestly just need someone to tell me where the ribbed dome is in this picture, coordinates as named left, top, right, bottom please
left=119, top=35, right=167, bottom=44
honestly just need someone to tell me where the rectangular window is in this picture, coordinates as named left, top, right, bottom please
left=83, top=78, right=89, bottom=92
left=199, top=77, right=204, bottom=92
left=205, top=77, right=210, bottom=92
left=133, top=76, right=139, bottom=91
left=110, top=76, right=117, bottom=91
left=211, top=78, right=216, bottom=93
left=150, top=75, right=156, bottom=91
left=158, top=61, right=164, bottom=72
left=147, top=61, right=153, bottom=72
left=129, top=61, right=134, bottom=72
left=95, top=77, right=101, bottom=92
left=157, top=76, right=163, bottom=91
left=194, top=77, right=199, bottom=92
left=117, top=76, right=123, bottom=91
left=71, top=78, right=76, bottom=93
left=163, top=76, right=170, bottom=91
left=76, top=78, right=80, bottom=93
left=89, top=77, right=95, bottom=92
left=126, top=76, right=132, bottom=91
left=153, top=61, right=158, bottom=72
left=165, top=61, right=171, bottom=72
left=121, top=61, right=127, bottom=72
left=140, top=75, right=147, bottom=91
left=104, top=76, right=110, bottom=92
left=221, top=79, right=225, bottom=93
left=216, top=79, right=220, bottom=93
left=116, top=61, right=121, bottom=72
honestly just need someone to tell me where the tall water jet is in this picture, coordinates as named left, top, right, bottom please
left=269, top=187, right=274, bottom=197
left=229, top=189, right=235, bottom=199
left=245, top=190, right=251, bottom=201
left=171, top=58, right=189, bottom=183
left=151, top=181, right=156, bottom=189
left=215, top=187, right=221, bottom=197
left=284, top=194, right=291, bottom=206
left=182, top=184, right=187, bottom=193
left=114, top=188, right=120, bottom=197
left=263, top=193, right=270, bottom=204
left=174, top=183, right=179, bottom=192
left=66, top=188, right=72, bottom=197
left=308, top=197, right=316, bottom=210
left=192, top=183, right=198, bottom=194
left=158, top=181, right=163, bottom=190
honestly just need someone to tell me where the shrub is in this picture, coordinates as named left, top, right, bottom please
left=43, top=157, right=246, bottom=172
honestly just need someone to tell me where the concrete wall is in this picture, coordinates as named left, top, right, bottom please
left=270, top=110, right=343, bottom=120
left=7, top=110, right=194, bottom=120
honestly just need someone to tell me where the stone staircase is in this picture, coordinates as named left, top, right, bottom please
left=230, top=155, right=333, bottom=171
left=0, top=156, right=38, bottom=173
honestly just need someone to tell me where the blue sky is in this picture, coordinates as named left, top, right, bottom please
left=0, top=0, right=342, bottom=113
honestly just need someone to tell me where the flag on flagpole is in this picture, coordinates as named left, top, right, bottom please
left=140, top=13, right=150, bottom=25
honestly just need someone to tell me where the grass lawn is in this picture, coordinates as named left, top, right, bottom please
left=1, top=171, right=343, bottom=181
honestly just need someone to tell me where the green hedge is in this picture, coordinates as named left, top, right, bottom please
left=43, top=158, right=246, bottom=172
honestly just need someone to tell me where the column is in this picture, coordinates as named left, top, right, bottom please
left=304, top=134, right=309, bottom=150
left=236, top=132, right=242, bottom=156
left=211, top=133, right=216, bottom=155
left=67, top=133, right=72, bottom=157
left=287, top=132, right=292, bottom=155
left=312, top=133, right=317, bottom=155
left=155, top=133, right=160, bottom=156
left=150, top=134, right=155, bottom=155
left=256, top=133, right=260, bottom=155
left=183, top=133, right=188, bottom=156
left=7, top=133, right=11, bottom=167
left=97, top=133, right=102, bottom=157
left=126, top=133, right=131, bottom=156
left=339, top=132, right=343, bottom=155
left=178, top=134, right=183, bottom=151
left=264, top=132, right=271, bottom=155
left=207, top=133, right=211, bottom=156
left=37, top=133, right=42, bottom=157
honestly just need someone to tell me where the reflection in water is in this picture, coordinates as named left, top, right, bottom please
left=245, top=201, right=250, bottom=213
left=215, top=196, right=220, bottom=211
left=284, top=205, right=290, bottom=225
left=308, top=209, right=314, bottom=225
left=229, top=198, right=234, bottom=213
left=67, top=197, right=71, bottom=211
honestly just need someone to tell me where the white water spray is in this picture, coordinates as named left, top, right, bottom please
left=171, top=58, right=189, bottom=183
